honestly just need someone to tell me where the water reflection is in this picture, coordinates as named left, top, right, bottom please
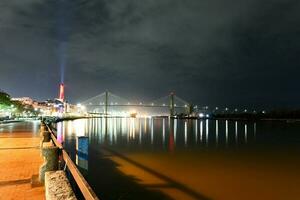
left=139, top=119, right=142, bottom=145
left=162, top=118, right=166, bottom=145
left=200, top=121, right=203, bottom=143
left=225, top=120, right=229, bottom=146
left=58, top=118, right=258, bottom=152
left=74, top=120, right=85, bottom=137
left=216, top=120, right=219, bottom=147
left=151, top=118, right=154, bottom=144
left=235, top=121, right=238, bottom=144
left=195, top=120, right=198, bottom=144
left=206, top=119, right=209, bottom=146
left=245, top=124, right=248, bottom=144
left=55, top=118, right=300, bottom=200
left=184, top=121, right=187, bottom=146
left=57, top=122, right=64, bottom=144
left=174, top=119, right=177, bottom=145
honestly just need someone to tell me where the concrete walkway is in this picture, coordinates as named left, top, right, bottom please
left=0, top=121, right=44, bottom=200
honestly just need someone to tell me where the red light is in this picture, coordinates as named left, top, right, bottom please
left=59, top=83, right=65, bottom=101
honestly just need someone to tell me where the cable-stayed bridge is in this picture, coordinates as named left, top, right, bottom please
left=80, top=92, right=195, bottom=116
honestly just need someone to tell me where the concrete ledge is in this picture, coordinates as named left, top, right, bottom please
left=45, top=170, right=77, bottom=200
left=43, top=141, right=53, bottom=148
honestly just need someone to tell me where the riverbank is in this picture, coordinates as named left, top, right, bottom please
left=0, top=121, right=44, bottom=200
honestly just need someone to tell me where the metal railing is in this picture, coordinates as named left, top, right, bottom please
left=45, top=123, right=99, bottom=200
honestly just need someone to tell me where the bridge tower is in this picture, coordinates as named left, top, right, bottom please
left=187, top=104, right=193, bottom=116
left=169, top=92, right=175, bottom=117
left=105, top=91, right=108, bottom=116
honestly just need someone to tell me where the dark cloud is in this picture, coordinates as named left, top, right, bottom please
left=0, top=0, right=299, bottom=109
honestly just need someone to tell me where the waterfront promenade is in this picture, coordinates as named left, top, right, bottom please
left=0, top=121, right=44, bottom=200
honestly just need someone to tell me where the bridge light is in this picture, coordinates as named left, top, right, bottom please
left=151, top=103, right=154, bottom=106
left=184, top=104, right=187, bottom=107
left=174, top=104, right=177, bottom=106
left=139, top=102, right=142, bottom=105
left=163, top=104, right=166, bottom=106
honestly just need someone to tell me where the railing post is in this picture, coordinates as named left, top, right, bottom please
left=40, top=122, right=46, bottom=133
left=40, top=131, right=51, bottom=147
left=39, top=146, right=59, bottom=183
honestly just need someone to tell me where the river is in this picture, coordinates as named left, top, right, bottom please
left=56, top=118, right=300, bottom=200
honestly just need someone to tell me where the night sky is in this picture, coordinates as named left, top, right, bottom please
left=0, top=0, right=299, bottom=109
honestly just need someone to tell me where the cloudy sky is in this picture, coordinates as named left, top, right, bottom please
left=0, top=0, right=299, bottom=109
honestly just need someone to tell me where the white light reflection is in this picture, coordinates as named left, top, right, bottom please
left=139, top=119, right=142, bottom=144
left=184, top=121, right=187, bottom=146
left=225, top=120, right=229, bottom=146
left=216, top=120, right=219, bottom=146
left=245, top=124, right=248, bottom=143
left=93, top=118, right=96, bottom=136
left=235, top=121, right=238, bottom=144
left=57, top=122, right=63, bottom=144
left=109, top=119, right=113, bottom=144
left=206, top=119, right=209, bottom=145
left=73, top=120, right=85, bottom=137
left=174, top=119, right=177, bottom=145
left=195, top=120, right=198, bottom=144
left=151, top=118, right=154, bottom=144
left=144, top=118, right=147, bottom=133
left=162, top=118, right=166, bottom=145
left=113, top=118, right=117, bottom=144
left=200, top=121, right=203, bottom=143
left=132, top=118, right=136, bottom=139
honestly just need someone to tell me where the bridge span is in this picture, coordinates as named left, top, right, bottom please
left=80, top=92, right=197, bottom=117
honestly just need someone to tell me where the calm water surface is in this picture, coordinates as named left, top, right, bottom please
left=56, top=118, right=300, bottom=200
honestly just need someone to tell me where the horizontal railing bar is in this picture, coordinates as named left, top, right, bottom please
left=45, top=123, right=99, bottom=200
left=62, top=150, right=99, bottom=200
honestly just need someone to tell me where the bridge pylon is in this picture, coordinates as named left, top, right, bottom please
left=105, top=91, right=108, bottom=116
left=169, top=92, right=175, bottom=117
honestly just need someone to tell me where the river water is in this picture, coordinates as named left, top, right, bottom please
left=56, top=118, right=300, bottom=200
